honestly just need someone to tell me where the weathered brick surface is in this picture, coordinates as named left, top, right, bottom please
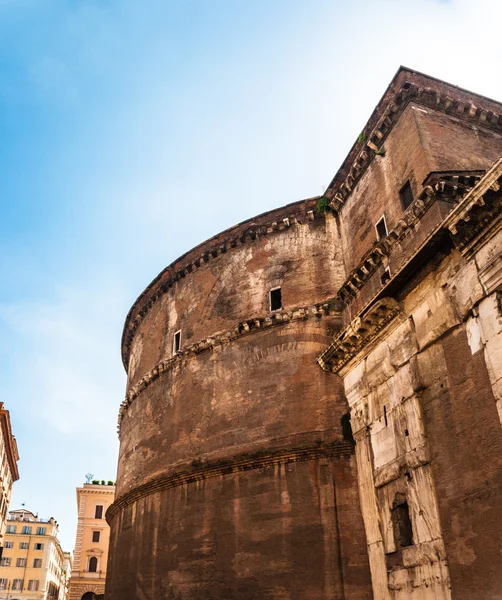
left=107, top=459, right=371, bottom=600
left=107, top=208, right=373, bottom=599
left=418, top=326, right=502, bottom=599
left=108, top=67, right=502, bottom=600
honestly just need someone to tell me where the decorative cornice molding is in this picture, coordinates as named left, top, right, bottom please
left=444, top=156, right=502, bottom=255
left=317, top=298, right=401, bottom=374
left=118, top=300, right=341, bottom=435
left=336, top=174, right=482, bottom=307
left=121, top=199, right=320, bottom=370
left=317, top=157, right=502, bottom=377
left=0, top=404, right=19, bottom=482
left=325, top=78, right=502, bottom=212
left=106, top=440, right=355, bottom=524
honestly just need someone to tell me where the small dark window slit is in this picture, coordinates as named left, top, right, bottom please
left=270, top=288, right=282, bottom=311
left=384, top=405, right=388, bottom=426
left=173, top=330, right=181, bottom=354
left=393, top=501, right=414, bottom=548
left=400, top=180, right=414, bottom=210
left=341, top=413, right=355, bottom=443
left=376, top=216, right=388, bottom=240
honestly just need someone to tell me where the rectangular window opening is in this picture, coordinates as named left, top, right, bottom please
left=381, top=268, right=391, bottom=285
left=173, top=330, right=181, bottom=354
left=383, top=405, right=388, bottom=427
left=392, top=501, right=414, bottom=548
left=400, top=180, right=414, bottom=210
left=92, top=531, right=100, bottom=543
left=270, top=287, right=282, bottom=312
left=94, top=505, right=104, bottom=519
left=375, top=215, right=388, bottom=240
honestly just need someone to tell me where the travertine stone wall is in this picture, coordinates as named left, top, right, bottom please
left=341, top=228, right=502, bottom=599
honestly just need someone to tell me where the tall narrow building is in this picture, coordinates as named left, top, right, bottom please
left=68, top=482, right=115, bottom=600
left=105, top=68, right=502, bottom=599
left=0, top=403, right=19, bottom=556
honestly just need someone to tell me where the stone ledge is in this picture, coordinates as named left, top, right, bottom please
left=118, top=300, right=341, bottom=434
left=317, top=298, right=401, bottom=374
left=325, top=76, right=502, bottom=213
left=336, top=173, right=482, bottom=307
left=121, top=199, right=320, bottom=370
left=106, top=441, right=355, bottom=525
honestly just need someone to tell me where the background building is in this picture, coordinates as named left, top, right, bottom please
left=105, top=68, right=502, bottom=599
left=0, top=404, right=19, bottom=554
left=67, top=482, right=114, bottom=600
left=0, top=509, right=67, bottom=600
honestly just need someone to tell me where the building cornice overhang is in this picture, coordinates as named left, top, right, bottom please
left=318, top=156, right=502, bottom=374
left=120, top=197, right=320, bottom=370
left=0, top=404, right=19, bottom=481
left=335, top=172, right=483, bottom=307
left=106, top=439, right=355, bottom=524
left=323, top=67, right=502, bottom=212
left=118, top=299, right=341, bottom=435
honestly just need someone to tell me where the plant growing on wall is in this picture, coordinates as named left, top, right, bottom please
left=316, top=196, right=331, bottom=213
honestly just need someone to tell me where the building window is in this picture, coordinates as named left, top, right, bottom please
left=28, top=579, right=39, bottom=591
left=19, top=542, right=29, bottom=550
left=0, top=558, right=11, bottom=567
left=3, top=542, right=12, bottom=549
left=391, top=497, right=414, bottom=548
left=88, top=556, right=98, bottom=573
left=34, top=543, right=43, bottom=551
left=173, top=330, right=181, bottom=354
left=6, top=525, right=15, bottom=534
left=270, top=287, right=282, bottom=311
left=12, top=579, right=23, bottom=590
left=381, top=267, right=391, bottom=285
left=92, top=531, right=101, bottom=543
left=341, top=413, right=355, bottom=443
left=21, top=526, right=32, bottom=535
left=400, top=180, right=414, bottom=210
left=33, top=558, right=42, bottom=568
left=94, top=505, right=104, bottom=519
left=0, top=579, right=7, bottom=590
left=16, top=558, right=26, bottom=567
left=375, top=215, right=388, bottom=240
left=36, top=526, right=46, bottom=535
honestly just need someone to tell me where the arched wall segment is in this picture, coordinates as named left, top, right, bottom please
left=106, top=203, right=373, bottom=600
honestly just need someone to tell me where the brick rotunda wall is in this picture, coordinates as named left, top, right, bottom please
left=105, top=201, right=373, bottom=600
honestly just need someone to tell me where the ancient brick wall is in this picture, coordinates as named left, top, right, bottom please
left=108, top=67, right=502, bottom=600
left=106, top=207, right=373, bottom=600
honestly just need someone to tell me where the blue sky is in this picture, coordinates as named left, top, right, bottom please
left=1, top=0, right=502, bottom=551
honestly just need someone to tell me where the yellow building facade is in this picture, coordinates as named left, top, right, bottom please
left=0, top=509, right=68, bottom=600
left=67, top=483, right=115, bottom=600
left=0, top=403, right=20, bottom=550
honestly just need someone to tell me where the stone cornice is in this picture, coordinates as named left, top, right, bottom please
left=317, top=157, right=502, bottom=376
left=336, top=173, right=482, bottom=306
left=317, top=298, right=401, bottom=374
left=121, top=198, right=320, bottom=370
left=118, top=300, right=341, bottom=435
left=325, top=68, right=502, bottom=212
left=106, top=440, right=355, bottom=524
left=0, top=404, right=19, bottom=482
left=444, top=156, right=502, bottom=255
